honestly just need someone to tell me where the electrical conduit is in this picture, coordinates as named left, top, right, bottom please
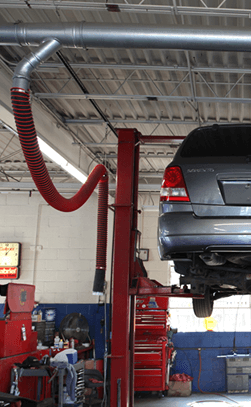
left=11, top=39, right=108, bottom=294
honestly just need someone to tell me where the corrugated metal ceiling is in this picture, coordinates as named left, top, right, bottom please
left=0, top=0, right=251, bottom=193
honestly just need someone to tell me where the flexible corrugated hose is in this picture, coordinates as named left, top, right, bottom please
left=93, top=173, right=108, bottom=293
left=11, top=87, right=108, bottom=293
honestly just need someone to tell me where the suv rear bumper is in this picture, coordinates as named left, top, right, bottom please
left=158, top=212, right=251, bottom=260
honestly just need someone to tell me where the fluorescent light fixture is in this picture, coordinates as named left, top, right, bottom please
left=38, top=138, right=87, bottom=184
left=0, top=109, right=88, bottom=184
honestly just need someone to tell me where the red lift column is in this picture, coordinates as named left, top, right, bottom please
left=110, top=128, right=140, bottom=407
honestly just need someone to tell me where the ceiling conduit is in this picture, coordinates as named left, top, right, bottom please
left=4, top=21, right=251, bottom=291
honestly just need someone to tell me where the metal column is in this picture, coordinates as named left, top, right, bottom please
left=110, top=128, right=140, bottom=407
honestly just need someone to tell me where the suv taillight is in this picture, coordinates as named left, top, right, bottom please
left=160, top=166, right=190, bottom=202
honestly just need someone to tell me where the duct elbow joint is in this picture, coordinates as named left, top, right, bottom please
left=13, top=59, right=33, bottom=91
left=12, top=38, right=61, bottom=91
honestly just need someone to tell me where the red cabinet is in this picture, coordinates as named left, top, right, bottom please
left=134, top=296, right=173, bottom=394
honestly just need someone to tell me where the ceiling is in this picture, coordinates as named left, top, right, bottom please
left=0, top=0, right=250, bottom=196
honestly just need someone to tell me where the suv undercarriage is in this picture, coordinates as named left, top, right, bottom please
left=174, top=253, right=251, bottom=317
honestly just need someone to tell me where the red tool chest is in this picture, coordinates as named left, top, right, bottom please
left=134, top=296, right=173, bottom=394
left=0, top=283, right=50, bottom=399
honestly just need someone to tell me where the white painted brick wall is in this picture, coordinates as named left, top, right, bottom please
left=0, top=191, right=168, bottom=305
left=138, top=193, right=171, bottom=286
left=0, top=191, right=113, bottom=305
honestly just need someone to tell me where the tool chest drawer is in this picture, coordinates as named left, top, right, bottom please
left=134, top=344, right=163, bottom=352
left=135, top=351, right=162, bottom=367
left=134, top=369, right=162, bottom=390
left=136, top=312, right=167, bottom=336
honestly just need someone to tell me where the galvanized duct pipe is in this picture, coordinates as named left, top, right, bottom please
left=1, top=22, right=251, bottom=52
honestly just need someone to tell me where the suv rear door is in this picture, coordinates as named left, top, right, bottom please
left=174, top=124, right=251, bottom=217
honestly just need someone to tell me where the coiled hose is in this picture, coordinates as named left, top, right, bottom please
left=11, top=87, right=108, bottom=292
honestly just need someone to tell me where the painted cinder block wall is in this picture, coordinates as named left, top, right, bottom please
left=0, top=191, right=113, bottom=358
left=2, top=191, right=251, bottom=390
left=0, top=191, right=109, bottom=304
left=172, top=332, right=251, bottom=393
left=0, top=192, right=168, bottom=302
left=138, top=194, right=170, bottom=285
left=0, top=191, right=169, bottom=357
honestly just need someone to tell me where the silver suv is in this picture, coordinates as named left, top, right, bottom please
left=158, top=124, right=251, bottom=317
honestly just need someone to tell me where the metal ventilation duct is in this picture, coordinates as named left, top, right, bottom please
left=0, top=22, right=251, bottom=52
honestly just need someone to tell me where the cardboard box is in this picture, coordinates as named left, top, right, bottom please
left=168, top=381, right=192, bottom=397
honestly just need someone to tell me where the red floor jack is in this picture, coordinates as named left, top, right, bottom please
left=0, top=283, right=50, bottom=400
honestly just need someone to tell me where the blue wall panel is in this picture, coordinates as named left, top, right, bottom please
left=0, top=301, right=109, bottom=359
left=2, top=297, right=251, bottom=394
left=0, top=303, right=4, bottom=317
left=39, top=303, right=110, bottom=360
left=172, top=332, right=251, bottom=392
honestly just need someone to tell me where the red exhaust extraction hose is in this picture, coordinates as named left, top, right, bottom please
left=11, top=87, right=108, bottom=292
left=93, top=173, right=108, bottom=293
left=11, top=88, right=107, bottom=212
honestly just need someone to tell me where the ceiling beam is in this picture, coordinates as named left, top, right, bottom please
left=0, top=181, right=161, bottom=192
left=109, top=184, right=161, bottom=191
left=0, top=170, right=164, bottom=178
left=96, top=153, right=174, bottom=159
left=83, top=139, right=183, bottom=147
left=0, top=2, right=250, bottom=19
left=65, top=118, right=200, bottom=125
left=64, top=118, right=246, bottom=126
left=35, top=93, right=251, bottom=105
left=0, top=170, right=70, bottom=177
left=36, top=63, right=251, bottom=75
left=0, top=182, right=83, bottom=191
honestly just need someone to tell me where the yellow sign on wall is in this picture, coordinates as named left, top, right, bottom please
left=203, top=317, right=217, bottom=331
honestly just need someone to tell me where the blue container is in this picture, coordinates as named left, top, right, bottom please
left=44, top=308, right=56, bottom=322
left=65, top=349, right=78, bottom=364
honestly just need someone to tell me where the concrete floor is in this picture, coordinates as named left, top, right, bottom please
left=134, top=392, right=251, bottom=406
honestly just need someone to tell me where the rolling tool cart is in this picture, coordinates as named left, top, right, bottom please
left=0, top=283, right=50, bottom=399
left=134, top=296, right=174, bottom=396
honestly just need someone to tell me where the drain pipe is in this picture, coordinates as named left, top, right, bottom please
left=10, top=39, right=108, bottom=293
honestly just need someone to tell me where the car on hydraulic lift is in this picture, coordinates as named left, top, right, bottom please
left=158, top=123, right=251, bottom=318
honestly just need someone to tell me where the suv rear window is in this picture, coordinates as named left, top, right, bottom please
left=180, top=125, right=251, bottom=158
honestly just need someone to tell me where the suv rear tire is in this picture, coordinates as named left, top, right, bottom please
left=192, top=287, right=213, bottom=318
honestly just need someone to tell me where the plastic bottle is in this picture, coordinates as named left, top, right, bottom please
left=64, top=339, right=69, bottom=349
left=71, top=338, right=75, bottom=349
left=32, top=310, right=37, bottom=322
left=54, top=335, right=60, bottom=349
left=21, top=324, right=27, bottom=341
left=38, top=310, right=43, bottom=321
left=59, top=339, right=63, bottom=349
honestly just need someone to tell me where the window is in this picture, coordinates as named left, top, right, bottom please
left=180, top=125, right=251, bottom=158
